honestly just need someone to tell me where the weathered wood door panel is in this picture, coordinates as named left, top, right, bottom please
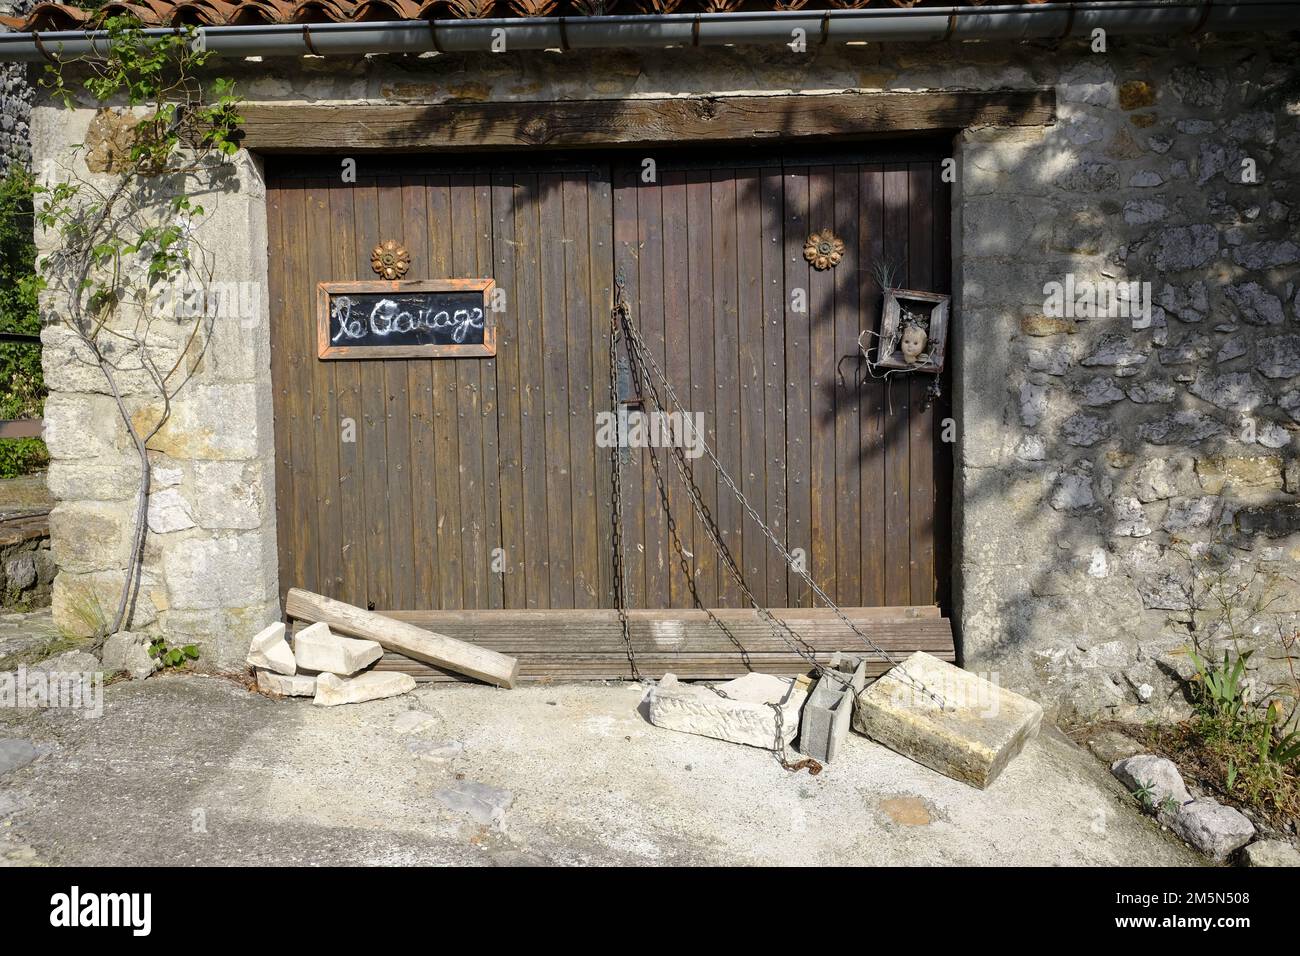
left=611, top=153, right=951, bottom=611
left=268, top=149, right=949, bottom=613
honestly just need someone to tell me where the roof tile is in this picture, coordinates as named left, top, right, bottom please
left=1, top=0, right=1156, bottom=33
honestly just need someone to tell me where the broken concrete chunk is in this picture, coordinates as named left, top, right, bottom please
left=246, top=621, right=295, bottom=676
left=851, top=651, right=1042, bottom=789
left=406, top=738, right=465, bottom=763
left=800, top=655, right=868, bottom=763
left=1169, top=799, right=1255, bottom=861
left=393, top=710, right=440, bottom=735
left=292, top=621, right=382, bottom=676
left=312, top=671, right=416, bottom=706
left=434, top=781, right=513, bottom=828
left=256, top=669, right=316, bottom=698
left=648, top=671, right=810, bottom=750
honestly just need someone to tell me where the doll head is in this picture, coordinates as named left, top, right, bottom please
left=899, top=322, right=929, bottom=365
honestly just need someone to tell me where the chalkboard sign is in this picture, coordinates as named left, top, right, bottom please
left=316, top=279, right=496, bottom=359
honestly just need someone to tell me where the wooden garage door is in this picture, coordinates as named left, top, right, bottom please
left=267, top=149, right=950, bottom=614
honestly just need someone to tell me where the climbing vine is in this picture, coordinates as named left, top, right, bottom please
left=35, top=15, right=242, bottom=635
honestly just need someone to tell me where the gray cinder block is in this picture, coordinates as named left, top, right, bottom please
left=799, top=654, right=868, bottom=763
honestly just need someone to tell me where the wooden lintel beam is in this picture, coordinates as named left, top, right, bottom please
left=242, top=90, right=1055, bottom=153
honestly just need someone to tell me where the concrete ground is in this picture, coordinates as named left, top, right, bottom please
left=0, top=671, right=1203, bottom=866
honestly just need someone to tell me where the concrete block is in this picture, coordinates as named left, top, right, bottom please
left=292, top=621, right=382, bottom=676
left=256, top=669, right=316, bottom=697
left=800, top=654, right=867, bottom=763
left=313, top=671, right=416, bottom=706
left=648, top=671, right=811, bottom=750
left=851, top=651, right=1042, bottom=789
left=245, top=621, right=295, bottom=676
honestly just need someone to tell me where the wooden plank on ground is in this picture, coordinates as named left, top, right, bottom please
left=363, top=605, right=954, bottom=683
left=285, top=588, right=519, bottom=688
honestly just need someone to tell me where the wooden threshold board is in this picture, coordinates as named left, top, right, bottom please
left=344, top=607, right=954, bottom=683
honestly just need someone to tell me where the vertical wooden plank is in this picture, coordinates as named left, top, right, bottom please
left=278, top=182, right=318, bottom=598
left=660, top=170, right=694, bottom=609
left=933, top=159, right=954, bottom=612
left=351, top=180, right=391, bottom=610
left=492, top=172, right=525, bottom=608
left=783, top=166, right=811, bottom=608
left=305, top=178, right=343, bottom=600
left=539, top=171, right=575, bottom=608
left=514, top=173, right=550, bottom=608
left=450, top=173, right=488, bottom=609
left=882, top=163, right=912, bottom=607
left=633, top=168, right=670, bottom=609
left=612, top=164, right=645, bottom=608
left=685, top=169, right=718, bottom=607
left=833, top=164, right=862, bottom=607
left=327, top=183, right=367, bottom=607
left=586, top=170, right=616, bottom=608
left=426, top=176, right=463, bottom=610
left=563, top=172, right=600, bottom=608
left=907, top=162, right=936, bottom=608
left=474, top=174, right=504, bottom=610
left=402, top=174, right=438, bottom=610
left=760, top=167, right=787, bottom=607
left=735, top=169, right=767, bottom=608
left=807, top=166, right=837, bottom=609
left=859, top=164, right=887, bottom=607
left=267, top=181, right=296, bottom=607
left=711, top=169, right=743, bottom=607
left=376, top=177, right=415, bottom=610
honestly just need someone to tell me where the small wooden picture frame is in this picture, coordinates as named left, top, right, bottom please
left=317, top=279, right=497, bottom=360
left=875, top=287, right=950, bottom=373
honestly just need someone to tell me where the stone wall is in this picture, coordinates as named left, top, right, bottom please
left=30, top=32, right=1300, bottom=714
left=0, top=0, right=31, bottom=173
left=32, top=107, right=279, bottom=671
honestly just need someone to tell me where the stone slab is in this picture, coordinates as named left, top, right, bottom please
left=800, top=654, right=868, bottom=763
left=1242, top=839, right=1300, bottom=867
left=0, top=738, right=38, bottom=776
left=313, top=671, right=416, bottom=707
left=256, top=669, right=316, bottom=698
left=1169, top=798, right=1255, bottom=861
left=246, top=621, right=295, bottom=676
left=851, top=651, right=1042, bottom=789
left=648, top=671, right=811, bottom=750
left=292, top=621, right=382, bottom=677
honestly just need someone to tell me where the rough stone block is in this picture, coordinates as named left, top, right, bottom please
left=1242, top=839, right=1300, bottom=867
left=256, top=669, right=316, bottom=697
left=851, top=652, right=1043, bottom=789
left=1111, top=754, right=1192, bottom=819
left=292, top=621, right=382, bottom=676
left=1169, top=799, right=1255, bottom=861
left=101, top=630, right=159, bottom=680
left=648, top=672, right=811, bottom=750
left=800, top=654, right=867, bottom=763
left=313, top=671, right=416, bottom=706
left=245, top=621, right=294, bottom=676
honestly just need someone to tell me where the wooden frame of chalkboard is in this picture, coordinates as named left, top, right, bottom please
left=316, top=278, right=497, bottom=360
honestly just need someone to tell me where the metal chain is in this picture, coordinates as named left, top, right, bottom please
left=608, top=280, right=639, bottom=681
left=615, top=280, right=946, bottom=709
